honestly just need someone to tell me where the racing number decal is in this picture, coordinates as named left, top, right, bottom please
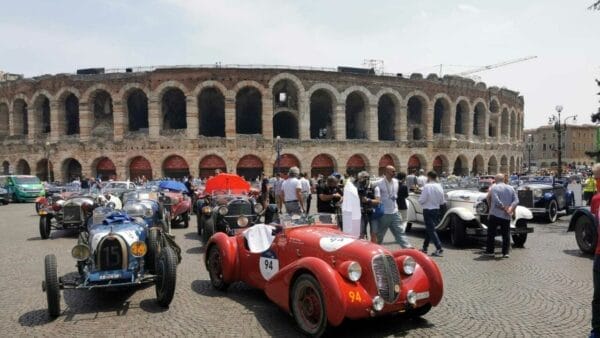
left=348, top=291, right=362, bottom=303
left=259, top=250, right=279, bottom=280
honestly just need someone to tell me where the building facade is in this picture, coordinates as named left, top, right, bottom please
left=0, top=66, right=525, bottom=181
left=523, top=124, right=598, bottom=170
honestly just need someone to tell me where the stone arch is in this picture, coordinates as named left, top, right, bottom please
left=161, top=87, right=187, bottom=130
left=501, top=107, right=509, bottom=137
left=236, top=154, right=264, bottom=180
left=31, top=90, right=53, bottom=135
left=433, top=155, right=449, bottom=175
left=0, top=102, right=8, bottom=136
left=154, top=81, right=189, bottom=101
left=274, top=153, right=301, bottom=174
left=198, top=86, right=225, bottom=137
left=271, top=76, right=302, bottom=115
left=378, top=154, right=398, bottom=175
left=35, top=158, right=54, bottom=182
left=273, top=111, right=298, bottom=139
left=510, top=156, right=516, bottom=174
left=309, top=87, right=336, bottom=139
left=16, top=159, right=31, bottom=175
left=488, top=156, right=498, bottom=175
left=93, top=156, right=116, bottom=181
left=2, top=160, right=9, bottom=175
left=128, top=156, right=153, bottom=181
left=61, top=158, right=82, bottom=182
left=455, top=98, right=470, bottom=136
left=406, top=92, right=429, bottom=140
left=500, top=155, right=508, bottom=174
left=85, top=88, right=114, bottom=136
left=311, top=153, right=336, bottom=178
left=510, top=109, right=517, bottom=139
left=13, top=96, right=29, bottom=135
left=453, top=155, right=469, bottom=176
left=162, top=154, right=190, bottom=179
left=489, top=97, right=500, bottom=114
left=235, top=86, right=262, bottom=135
left=120, top=84, right=150, bottom=133
left=432, top=94, right=452, bottom=136
left=56, top=88, right=81, bottom=135
left=472, top=100, right=487, bottom=137
left=268, top=73, right=306, bottom=93
left=346, top=154, right=369, bottom=176
left=472, top=154, right=485, bottom=175
left=199, top=154, right=227, bottom=178
left=408, top=154, right=427, bottom=172
left=344, top=91, right=369, bottom=139
left=377, top=93, right=398, bottom=141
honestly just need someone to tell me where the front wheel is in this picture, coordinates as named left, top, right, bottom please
left=449, top=215, right=467, bottom=247
left=147, top=228, right=161, bottom=274
left=207, top=245, right=229, bottom=291
left=291, top=274, right=328, bottom=337
left=44, top=254, right=61, bottom=317
left=196, top=213, right=203, bottom=236
left=155, top=246, right=177, bottom=307
left=35, top=202, right=42, bottom=214
left=39, top=216, right=51, bottom=239
left=512, top=220, right=528, bottom=248
left=546, top=200, right=558, bottom=223
left=202, top=217, right=215, bottom=244
left=575, top=215, right=597, bottom=254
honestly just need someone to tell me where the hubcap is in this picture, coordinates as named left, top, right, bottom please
left=297, top=285, right=321, bottom=330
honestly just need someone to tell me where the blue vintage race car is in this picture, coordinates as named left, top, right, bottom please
left=42, top=205, right=180, bottom=317
left=516, top=176, right=575, bottom=223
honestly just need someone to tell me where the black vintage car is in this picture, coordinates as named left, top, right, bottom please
left=568, top=207, right=597, bottom=254
left=516, top=176, right=575, bottom=223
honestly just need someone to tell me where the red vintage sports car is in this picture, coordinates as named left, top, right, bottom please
left=204, top=214, right=444, bottom=336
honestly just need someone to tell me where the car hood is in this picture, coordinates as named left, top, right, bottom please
left=64, top=196, right=95, bottom=206
left=446, top=190, right=486, bottom=203
left=17, top=184, right=43, bottom=190
left=89, top=220, right=145, bottom=253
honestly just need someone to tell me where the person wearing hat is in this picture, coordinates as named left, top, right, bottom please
left=280, top=166, right=304, bottom=215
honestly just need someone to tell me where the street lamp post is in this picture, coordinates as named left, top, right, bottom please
left=526, top=134, right=533, bottom=174
left=44, top=141, right=51, bottom=182
left=274, top=135, right=282, bottom=175
left=548, top=105, right=577, bottom=178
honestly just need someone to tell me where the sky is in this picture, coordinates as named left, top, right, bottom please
left=1, top=0, right=599, bottom=129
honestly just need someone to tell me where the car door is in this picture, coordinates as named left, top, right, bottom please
left=554, top=185, right=566, bottom=209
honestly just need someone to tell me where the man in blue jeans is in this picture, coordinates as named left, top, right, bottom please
left=486, top=173, right=519, bottom=258
left=372, top=166, right=413, bottom=248
left=418, top=171, right=445, bottom=256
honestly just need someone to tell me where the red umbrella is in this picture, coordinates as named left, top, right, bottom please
left=204, top=173, right=251, bottom=194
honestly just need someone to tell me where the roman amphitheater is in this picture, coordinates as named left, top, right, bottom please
left=0, top=65, right=524, bottom=181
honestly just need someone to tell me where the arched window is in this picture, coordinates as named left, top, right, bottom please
left=378, top=95, right=396, bottom=141
left=345, top=92, right=367, bottom=139
left=162, top=88, right=187, bottom=130
left=199, top=87, right=225, bottom=137
left=273, top=111, right=298, bottom=139
left=126, top=89, right=149, bottom=132
left=310, top=90, right=333, bottom=139
left=236, top=87, right=262, bottom=134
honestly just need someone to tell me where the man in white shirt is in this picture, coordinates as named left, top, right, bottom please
left=372, top=166, right=413, bottom=248
left=279, top=167, right=304, bottom=215
left=418, top=171, right=445, bottom=256
left=299, top=173, right=311, bottom=215
left=98, top=191, right=123, bottom=210
left=416, top=169, right=427, bottom=188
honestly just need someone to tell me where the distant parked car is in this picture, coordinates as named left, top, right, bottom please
left=158, top=181, right=192, bottom=230
left=516, top=176, right=575, bottom=222
left=0, top=186, right=9, bottom=205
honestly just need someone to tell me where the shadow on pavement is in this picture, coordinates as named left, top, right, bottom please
left=187, top=246, right=205, bottom=255
left=18, top=309, right=55, bottom=327
left=563, top=249, right=593, bottom=259
left=184, top=232, right=200, bottom=240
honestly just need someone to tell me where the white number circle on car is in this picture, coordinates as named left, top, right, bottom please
left=259, top=250, right=279, bottom=280
left=319, top=236, right=355, bottom=252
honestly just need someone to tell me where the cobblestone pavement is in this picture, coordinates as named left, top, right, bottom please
left=0, top=202, right=592, bottom=337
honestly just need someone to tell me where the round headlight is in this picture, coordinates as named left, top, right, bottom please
left=71, top=244, right=90, bottom=261
left=475, top=201, right=488, bottom=215
left=130, top=241, right=147, bottom=257
left=237, top=216, right=249, bottom=227
left=202, top=206, right=212, bottom=215
left=253, top=203, right=264, bottom=214
left=533, top=189, right=543, bottom=198
left=218, top=206, right=228, bottom=216
left=347, top=261, right=362, bottom=282
left=402, top=256, right=416, bottom=275
left=407, top=290, right=417, bottom=306
left=372, top=295, right=385, bottom=311
left=143, top=207, right=154, bottom=218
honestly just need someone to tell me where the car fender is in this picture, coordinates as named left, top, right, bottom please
left=405, top=198, right=417, bottom=221
left=264, top=256, right=347, bottom=326
left=392, top=249, right=444, bottom=306
left=440, top=207, right=476, bottom=227
left=568, top=207, right=596, bottom=232
left=514, top=205, right=533, bottom=221
left=205, top=232, right=240, bottom=283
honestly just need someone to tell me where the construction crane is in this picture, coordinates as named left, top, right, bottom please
left=454, top=56, right=537, bottom=77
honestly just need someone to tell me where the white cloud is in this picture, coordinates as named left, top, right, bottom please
left=457, top=4, right=481, bottom=14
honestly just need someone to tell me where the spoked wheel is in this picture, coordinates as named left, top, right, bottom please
left=291, top=274, right=327, bottom=337
left=44, top=254, right=61, bottom=317
left=39, top=215, right=52, bottom=239
left=155, top=246, right=177, bottom=307
left=575, top=215, right=596, bottom=254
left=546, top=200, right=558, bottom=223
left=207, top=246, right=229, bottom=291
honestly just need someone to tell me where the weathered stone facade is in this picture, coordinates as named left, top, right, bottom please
left=0, top=66, right=525, bottom=181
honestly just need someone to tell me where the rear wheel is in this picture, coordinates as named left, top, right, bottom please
left=512, top=220, right=528, bottom=248
left=449, top=215, right=467, bottom=247
left=207, top=245, right=229, bottom=291
left=155, top=246, right=177, bottom=307
left=291, top=274, right=328, bottom=337
left=575, top=215, right=596, bottom=254
left=39, top=215, right=51, bottom=239
left=546, top=200, right=558, bottom=223
left=44, top=254, right=61, bottom=317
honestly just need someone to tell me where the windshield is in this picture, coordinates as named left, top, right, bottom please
left=520, top=176, right=553, bottom=184
left=278, top=213, right=338, bottom=227
left=440, top=177, right=479, bottom=191
left=15, top=176, right=41, bottom=185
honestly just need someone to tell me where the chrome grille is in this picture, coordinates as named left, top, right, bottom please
left=227, top=200, right=252, bottom=215
left=372, top=254, right=401, bottom=303
left=518, top=190, right=534, bottom=208
left=63, top=205, right=82, bottom=224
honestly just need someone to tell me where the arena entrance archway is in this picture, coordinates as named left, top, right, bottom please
left=488, top=156, right=498, bottom=175
left=311, top=154, right=335, bottom=178
left=433, top=155, right=449, bottom=176
left=62, top=158, right=82, bottom=182
left=346, top=154, right=367, bottom=177
left=274, top=154, right=300, bottom=175
left=162, top=155, right=189, bottom=179
left=236, top=155, right=263, bottom=181
left=129, top=156, right=153, bottom=181
left=453, top=155, right=468, bottom=176
left=16, top=159, right=31, bottom=175
left=95, top=157, right=116, bottom=181
left=199, top=155, right=227, bottom=179
left=36, top=159, right=54, bottom=182
left=378, top=154, right=396, bottom=176
left=408, top=154, right=425, bottom=173
left=2, top=161, right=9, bottom=175
left=472, top=155, right=485, bottom=176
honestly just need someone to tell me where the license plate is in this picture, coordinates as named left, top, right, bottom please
left=415, top=291, right=429, bottom=300
left=99, top=273, right=122, bottom=280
